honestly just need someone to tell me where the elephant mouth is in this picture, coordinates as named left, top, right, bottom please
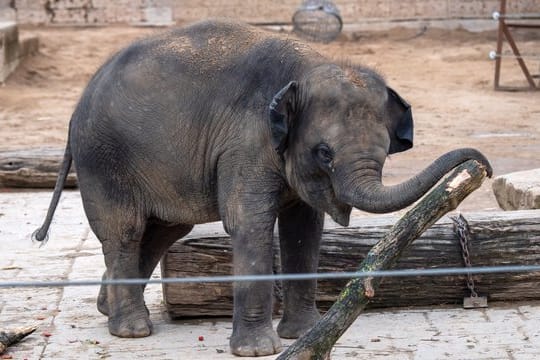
left=302, top=184, right=352, bottom=227
left=326, top=201, right=352, bottom=227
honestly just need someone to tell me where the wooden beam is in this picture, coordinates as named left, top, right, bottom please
left=493, top=0, right=540, bottom=91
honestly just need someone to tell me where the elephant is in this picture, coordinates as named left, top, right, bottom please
left=33, top=20, right=492, bottom=356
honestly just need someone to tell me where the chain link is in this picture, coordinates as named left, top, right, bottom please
left=452, top=214, right=479, bottom=298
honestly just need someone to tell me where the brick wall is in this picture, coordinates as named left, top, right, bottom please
left=1, top=0, right=539, bottom=26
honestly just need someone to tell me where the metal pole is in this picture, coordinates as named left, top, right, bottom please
left=493, top=0, right=539, bottom=90
left=493, top=0, right=506, bottom=90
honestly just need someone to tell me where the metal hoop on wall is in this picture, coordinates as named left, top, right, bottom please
left=292, top=0, right=343, bottom=43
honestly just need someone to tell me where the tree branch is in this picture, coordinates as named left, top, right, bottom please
left=0, top=325, right=37, bottom=354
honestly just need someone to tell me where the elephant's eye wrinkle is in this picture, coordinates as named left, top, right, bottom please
left=313, top=143, right=334, bottom=166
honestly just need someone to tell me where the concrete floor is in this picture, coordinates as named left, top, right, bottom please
left=1, top=191, right=539, bottom=359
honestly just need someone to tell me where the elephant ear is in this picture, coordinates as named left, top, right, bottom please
left=387, top=87, right=414, bottom=154
left=269, top=81, right=298, bottom=156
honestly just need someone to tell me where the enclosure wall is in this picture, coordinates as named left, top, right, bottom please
left=2, top=0, right=539, bottom=26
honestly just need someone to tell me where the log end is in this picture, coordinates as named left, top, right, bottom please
left=363, top=277, right=375, bottom=298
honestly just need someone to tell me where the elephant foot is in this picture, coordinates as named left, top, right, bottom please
left=230, top=325, right=282, bottom=357
left=97, top=285, right=109, bottom=316
left=277, top=309, right=321, bottom=339
left=108, top=308, right=153, bottom=338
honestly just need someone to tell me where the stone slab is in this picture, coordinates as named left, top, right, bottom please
left=0, top=21, right=19, bottom=82
left=492, top=168, right=540, bottom=210
left=0, top=2, right=16, bottom=22
left=135, top=6, right=175, bottom=27
left=1, top=191, right=540, bottom=358
left=0, top=21, right=38, bottom=82
left=18, top=33, right=39, bottom=58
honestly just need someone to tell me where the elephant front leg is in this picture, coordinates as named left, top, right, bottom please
left=229, top=226, right=282, bottom=356
left=218, top=162, right=284, bottom=356
left=277, top=201, right=324, bottom=339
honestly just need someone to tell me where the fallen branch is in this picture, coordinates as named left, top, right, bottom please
left=278, top=159, right=489, bottom=360
left=0, top=325, right=37, bottom=354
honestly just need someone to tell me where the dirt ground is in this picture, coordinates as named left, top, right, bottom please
left=0, top=24, right=540, bottom=360
left=1, top=24, right=539, bottom=212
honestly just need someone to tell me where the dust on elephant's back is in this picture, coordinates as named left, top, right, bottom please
left=152, top=24, right=265, bottom=71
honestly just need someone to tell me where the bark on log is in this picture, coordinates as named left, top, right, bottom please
left=0, top=148, right=77, bottom=188
left=278, top=159, right=488, bottom=359
left=316, top=209, right=540, bottom=308
left=0, top=325, right=37, bottom=354
left=162, top=235, right=284, bottom=317
left=162, top=211, right=540, bottom=317
left=162, top=162, right=536, bottom=318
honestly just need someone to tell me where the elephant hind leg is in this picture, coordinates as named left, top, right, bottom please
left=97, top=222, right=193, bottom=316
left=139, top=222, right=194, bottom=280
left=85, top=199, right=151, bottom=338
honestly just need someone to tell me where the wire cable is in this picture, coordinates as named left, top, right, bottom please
left=2, top=264, right=540, bottom=288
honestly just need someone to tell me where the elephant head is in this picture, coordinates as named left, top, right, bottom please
left=269, top=64, right=492, bottom=226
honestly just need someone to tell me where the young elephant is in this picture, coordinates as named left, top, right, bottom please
left=34, top=20, right=492, bottom=356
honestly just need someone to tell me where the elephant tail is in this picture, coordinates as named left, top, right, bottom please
left=32, top=138, right=73, bottom=246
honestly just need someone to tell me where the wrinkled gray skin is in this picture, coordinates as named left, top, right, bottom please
left=34, top=20, right=492, bottom=356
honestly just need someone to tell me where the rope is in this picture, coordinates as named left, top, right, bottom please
left=2, top=264, right=540, bottom=288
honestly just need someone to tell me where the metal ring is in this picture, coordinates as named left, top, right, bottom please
left=292, top=0, right=343, bottom=43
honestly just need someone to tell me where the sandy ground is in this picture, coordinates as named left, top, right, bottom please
left=1, top=25, right=539, bottom=211
left=1, top=24, right=540, bottom=359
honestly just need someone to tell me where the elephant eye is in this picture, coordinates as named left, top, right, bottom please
left=314, top=143, right=334, bottom=166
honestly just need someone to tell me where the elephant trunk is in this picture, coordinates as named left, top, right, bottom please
left=341, top=148, right=492, bottom=214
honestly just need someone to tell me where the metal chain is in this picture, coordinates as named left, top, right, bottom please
left=452, top=214, right=478, bottom=298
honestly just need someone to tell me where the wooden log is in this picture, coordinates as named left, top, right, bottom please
left=162, top=234, right=283, bottom=317
left=162, top=208, right=540, bottom=318
left=0, top=148, right=77, bottom=188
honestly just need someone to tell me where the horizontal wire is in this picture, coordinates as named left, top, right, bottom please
left=2, top=264, right=540, bottom=288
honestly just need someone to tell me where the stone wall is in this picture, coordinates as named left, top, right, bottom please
left=0, top=22, right=19, bottom=82
left=1, top=0, right=539, bottom=26
left=0, top=20, right=38, bottom=82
